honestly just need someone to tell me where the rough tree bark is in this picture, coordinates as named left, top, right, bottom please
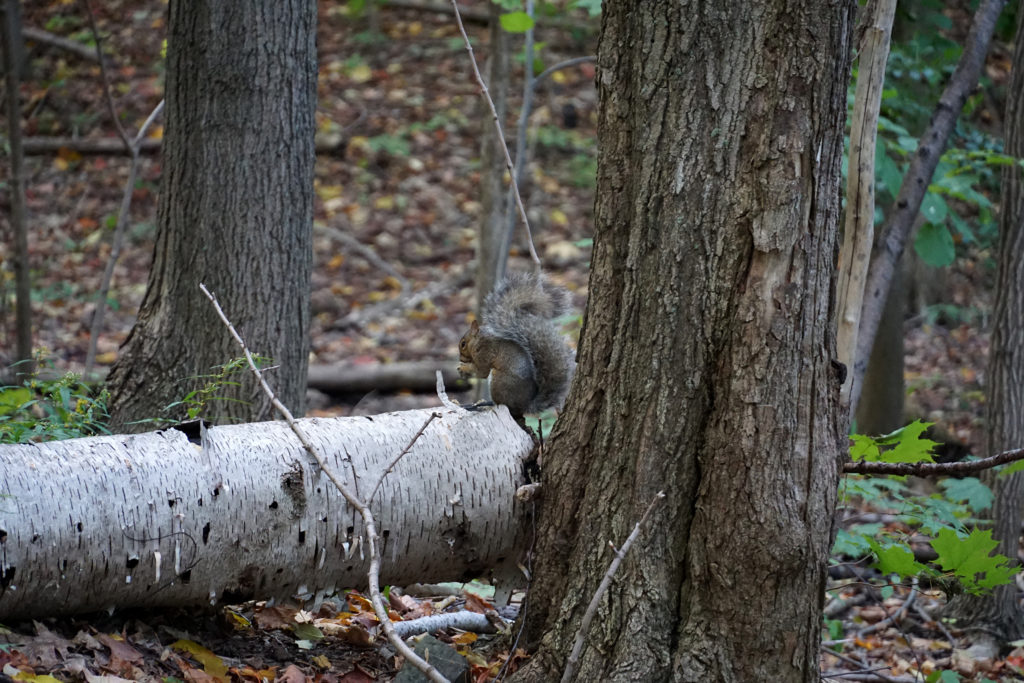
left=106, top=0, right=316, bottom=431
left=944, top=6, right=1024, bottom=651
left=0, top=409, right=531, bottom=620
left=513, top=2, right=853, bottom=681
left=1, top=0, right=33, bottom=379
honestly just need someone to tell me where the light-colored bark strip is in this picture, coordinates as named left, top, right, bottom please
left=0, top=409, right=531, bottom=620
left=836, top=0, right=896, bottom=411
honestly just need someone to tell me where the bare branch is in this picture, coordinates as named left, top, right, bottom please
left=843, top=446, right=1024, bottom=476
left=532, top=56, right=595, bottom=90
left=83, top=98, right=164, bottom=377
left=368, top=411, right=441, bottom=505
left=81, top=0, right=130, bottom=147
left=22, top=25, right=100, bottom=63
left=450, top=0, right=539, bottom=267
left=199, top=284, right=450, bottom=683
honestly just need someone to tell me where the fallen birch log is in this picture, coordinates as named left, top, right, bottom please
left=0, top=407, right=532, bottom=620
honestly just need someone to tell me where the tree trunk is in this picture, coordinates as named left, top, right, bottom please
left=106, top=0, right=316, bottom=431
left=475, top=1, right=511, bottom=306
left=2, top=0, right=33, bottom=379
left=855, top=263, right=906, bottom=436
left=0, top=409, right=532, bottom=620
left=514, top=2, right=853, bottom=681
left=944, top=6, right=1024, bottom=648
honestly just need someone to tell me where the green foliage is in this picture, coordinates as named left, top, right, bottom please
left=846, top=22, right=1008, bottom=279
left=849, top=420, right=938, bottom=463
left=566, top=154, right=596, bottom=189
left=0, top=370, right=110, bottom=443
left=163, top=356, right=268, bottom=423
left=367, top=134, right=411, bottom=157
left=931, top=527, right=1014, bottom=595
left=837, top=422, right=1016, bottom=597
left=914, top=222, right=956, bottom=267
left=500, top=11, right=535, bottom=33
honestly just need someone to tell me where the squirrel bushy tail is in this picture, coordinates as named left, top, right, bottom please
left=481, top=272, right=575, bottom=412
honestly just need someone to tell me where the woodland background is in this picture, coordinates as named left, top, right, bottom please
left=2, top=0, right=1023, bottom=681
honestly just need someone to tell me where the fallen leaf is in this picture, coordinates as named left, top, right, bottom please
left=277, top=663, right=308, bottom=683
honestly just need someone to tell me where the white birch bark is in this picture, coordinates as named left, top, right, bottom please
left=0, top=408, right=532, bottom=619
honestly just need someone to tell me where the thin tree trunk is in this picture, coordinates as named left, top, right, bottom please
left=2, top=0, right=33, bottom=378
left=106, top=0, right=316, bottom=431
left=944, top=5, right=1024, bottom=646
left=476, top=2, right=511, bottom=305
left=852, top=0, right=1008, bottom=412
left=837, top=0, right=896, bottom=411
left=514, top=1, right=853, bottom=681
left=0, top=409, right=532, bottom=620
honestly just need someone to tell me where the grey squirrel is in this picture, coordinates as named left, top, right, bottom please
left=457, top=272, right=575, bottom=419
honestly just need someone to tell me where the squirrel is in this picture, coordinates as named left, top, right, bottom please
left=458, top=272, right=576, bottom=420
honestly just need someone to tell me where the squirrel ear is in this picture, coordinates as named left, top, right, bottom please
left=470, top=319, right=480, bottom=332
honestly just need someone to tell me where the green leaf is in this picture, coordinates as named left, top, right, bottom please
left=869, top=539, right=928, bottom=578
left=939, top=477, right=993, bottom=513
left=873, top=420, right=939, bottom=463
left=849, top=433, right=879, bottom=462
left=921, top=191, right=949, bottom=224
left=931, top=527, right=1015, bottom=595
left=949, top=212, right=976, bottom=244
left=293, top=623, right=324, bottom=640
left=876, top=151, right=903, bottom=197
left=0, top=387, right=31, bottom=417
left=927, top=670, right=961, bottom=683
left=500, top=11, right=535, bottom=32
left=832, top=525, right=882, bottom=557
left=824, top=617, right=844, bottom=641
left=915, top=222, right=956, bottom=267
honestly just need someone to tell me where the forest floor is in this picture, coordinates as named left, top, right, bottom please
left=0, top=0, right=1017, bottom=681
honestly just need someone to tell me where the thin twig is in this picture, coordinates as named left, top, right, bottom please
left=80, top=0, right=166, bottom=378
left=500, top=0, right=535, bottom=266
left=83, top=97, right=164, bottom=377
left=820, top=668, right=914, bottom=682
left=81, top=0, right=129, bottom=147
left=368, top=411, right=440, bottom=505
left=855, top=587, right=916, bottom=638
left=22, top=25, right=101, bottom=63
left=199, top=284, right=449, bottom=683
left=531, top=56, right=596, bottom=90
left=820, top=647, right=906, bottom=683
left=450, top=0, right=539, bottom=266
left=913, top=601, right=957, bottom=649
left=560, top=491, right=666, bottom=683
left=844, top=446, right=1024, bottom=476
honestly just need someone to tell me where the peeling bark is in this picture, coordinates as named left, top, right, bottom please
left=0, top=409, right=531, bottom=620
